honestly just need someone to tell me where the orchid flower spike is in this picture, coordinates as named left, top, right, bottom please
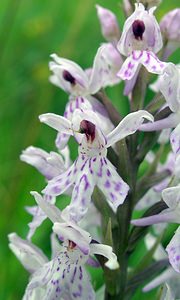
left=132, top=184, right=180, bottom=227
left=39, top=108, right=153, bottom=221
left=20, top=146, right=72, bottom=240
left=96, top=5, right=120, bottom=43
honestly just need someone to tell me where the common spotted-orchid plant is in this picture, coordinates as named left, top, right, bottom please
left=9, top=2, right=180, bottom=299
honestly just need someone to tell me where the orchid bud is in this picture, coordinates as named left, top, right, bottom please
left=118, top=3, right=163, bottom=56
left=160, top=8, right=180, bottom=59
left=160, top=9, right=180, bottom=43
left=96, top=5, right=120, bottom=43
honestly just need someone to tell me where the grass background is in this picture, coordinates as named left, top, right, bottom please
left=0, top=0, right=179, bottom=299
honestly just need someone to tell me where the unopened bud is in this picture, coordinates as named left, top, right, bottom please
left=96, top=5, right=120, bottom=43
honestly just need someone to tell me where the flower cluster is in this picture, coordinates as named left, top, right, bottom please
left=9, top=2, right=180, bottom=299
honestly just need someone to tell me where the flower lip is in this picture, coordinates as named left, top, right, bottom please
left=62, top=70, right=76, bottom=85
left=132, top=20, right=145, bottom=40
left=79, top=120, right=96, bottom=142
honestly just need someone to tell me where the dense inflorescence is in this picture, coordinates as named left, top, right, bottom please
left=9, top=2, right=180, bottom=300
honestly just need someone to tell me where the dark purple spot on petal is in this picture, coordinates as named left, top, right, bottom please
left=132, top=20, right=145, bottom=40
left=62, top=70, right=76, bottom=85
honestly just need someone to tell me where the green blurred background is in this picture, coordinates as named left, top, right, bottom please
left=0, top=0, right=179, bottom=299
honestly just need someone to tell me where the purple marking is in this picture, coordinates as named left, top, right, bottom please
left=80, top=159, right=88, bottom=171
left=64, top=111, right=68, bottom=118
left=70, top=102, right=73, bottom=113
left=105, top=180, right=111, bottom=188
left=89, top=158, right=93, bottom=174
left=65, top=180, right=70, bottom=186
left=107, top=169, right=111, bottom=177
left=114, top=182, right=121, bottom=192
left=97, top=158, right=104, bottom=177
left=176, top=255, right=180, bottom=261
left=79, top=266, right=83, bottom=280
left=93, top=157, right=97, bottom=162
left=53, top=186, right=61, bottom=194
left=71, top=267, right=77, bottom=283
left=110, top=192, right=117, bottom=201
left=128, top=62, right=134, bottom=69
left=132, top=50, right=143, bottom=61
left=81, top=97, right=84, bottom=103
left=76, top=98, right=79, bottom=109
left=144, top=52, right=150, bottom=65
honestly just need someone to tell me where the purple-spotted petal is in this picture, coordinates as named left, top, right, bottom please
left=89, top=43, right=123, bottom=94
left=106, top=110, right=153, bottom=147
left=97, top=158, right=129, bottom=211
left=39, top=113, right=73, bottom=135
left=27, top=250, right=95, bottom=300
left=166, top=227, right=180, bottom=273
left=170, top=124, right=180, bottom=156
left=68, top=159, right=96, bottom=222
left=8, top=233, right=48, bottom=273
left=42, top=161, right=76, bottom=196
left=117, top=51, right=166, bottom=81
left=159, top=64, right=180, bottom=113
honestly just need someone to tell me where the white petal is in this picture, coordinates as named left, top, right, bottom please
left=144, top=233, right=167, bottom=261
left=97, top=158, right=129, bottom=211
left=8, top=233, right=48, bottom=273
left=159, top=64, right=180, bottom=112
left=106, top=110, right=153, bottom=147
left=50, top=233, right=63, bottom=259
left=42, top=161, right=76, bottom=196
left=90, top=243, right=119, bottom=270
left=170, top=123, right=180, bottom=156
left=49, top=53, right=89, bottom=95
left=39, top=113, right=72, bottom=135
left=89, top=43, right=122, bottom=93
left=162, top=185, right=180, bottom=209
left=31, top=191, right=62, bottom=223
left=53, top=222, right=91, bottom=255
left=143, top=268, right=176, bottom=292
left=135, top=188, right=161, bottom=211
left=166, top=226, right=180, bottom=273
left=67, top=158, right=96, bottom=222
